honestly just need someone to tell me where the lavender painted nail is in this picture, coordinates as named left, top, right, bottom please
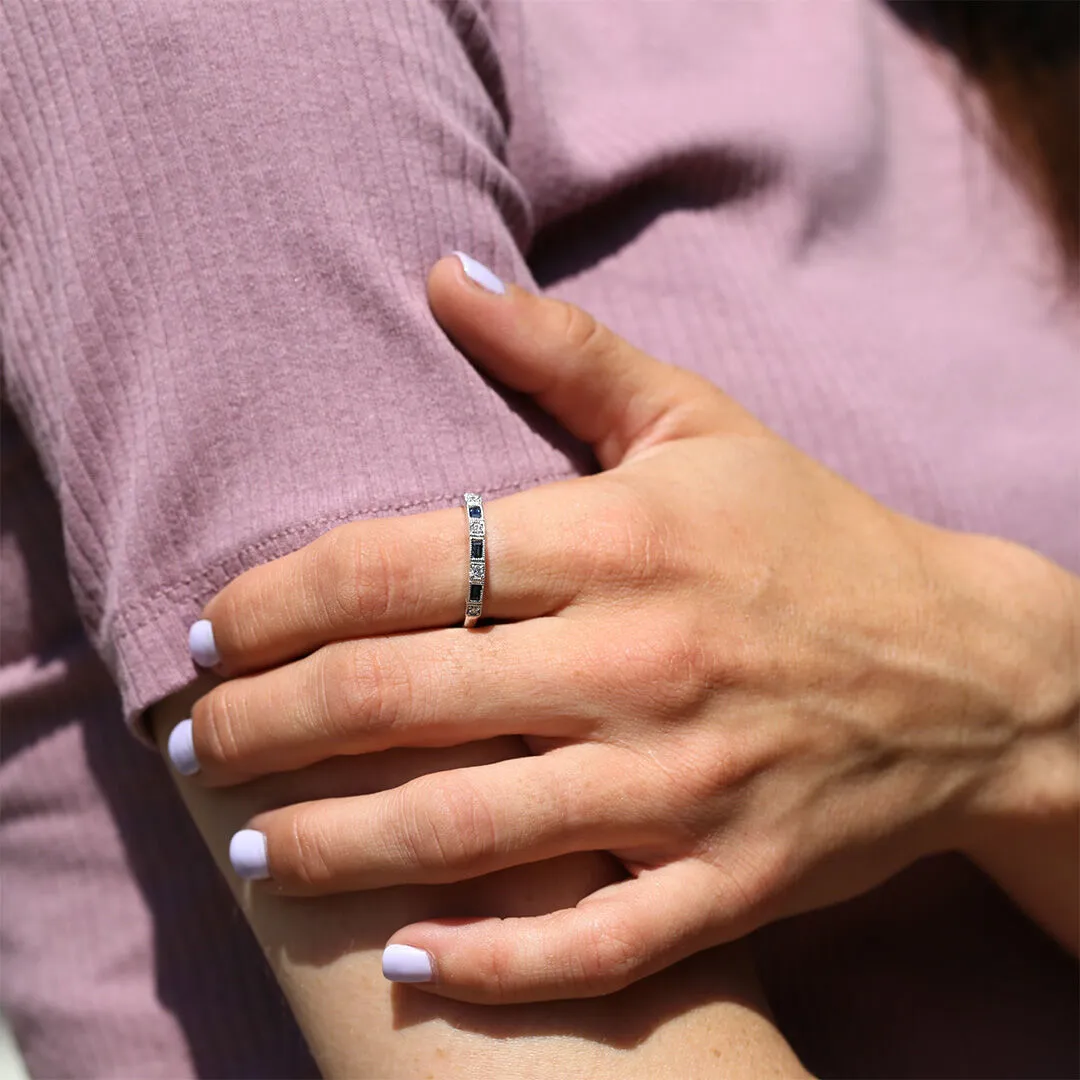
left=167, top=719, right=200, bottom=776
left=188, top=619, right=220, bottom=667
left=382, top=944, right=434, bottom=983
left=452, top=251, right=506, bottom=295
left=229, top=829, right=269, bottom=880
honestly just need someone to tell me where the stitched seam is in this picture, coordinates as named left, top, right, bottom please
left=112, top=468, right=579, bottom=641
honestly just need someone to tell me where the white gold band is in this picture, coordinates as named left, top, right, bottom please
left=463, top=492, right=486, bottom=627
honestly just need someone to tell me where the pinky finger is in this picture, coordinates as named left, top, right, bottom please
left=381, top=861, right=727, bottom=1004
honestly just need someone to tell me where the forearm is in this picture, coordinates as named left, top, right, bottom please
left=967, top=811, right=1078, bottom=956
left=942, top=531, right=1080, bottom=954
left=150, top=682, right=807, bottom=1079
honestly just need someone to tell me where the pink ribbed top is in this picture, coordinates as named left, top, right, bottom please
left=2, top=2, right=1077, bottom=1075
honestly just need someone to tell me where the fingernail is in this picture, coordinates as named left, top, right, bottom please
left=452, top=251, right=506, bottom=295
left=229, top=829, right=269, bottom=880
left=382, top=944, right=434, bottom=983
left=167, top=719, right=200, bottom=776
left=189, top=619, right=220, bottom=668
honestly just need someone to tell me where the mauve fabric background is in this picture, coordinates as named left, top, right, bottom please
left=1, top=1, right=1077, bottom=1076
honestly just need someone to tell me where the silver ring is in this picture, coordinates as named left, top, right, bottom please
left=463, top=493, right=486, bottom=627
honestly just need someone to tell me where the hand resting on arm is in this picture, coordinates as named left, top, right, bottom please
left=170, top=254, right=1080, bottom=1007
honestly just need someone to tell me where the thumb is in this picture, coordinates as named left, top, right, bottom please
left=428, top=253, right=761, bottom=470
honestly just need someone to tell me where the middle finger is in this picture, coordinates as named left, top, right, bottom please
left=183, top=617, right=606, bottom=784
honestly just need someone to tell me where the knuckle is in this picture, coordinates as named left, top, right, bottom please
left=309, top=646, right=358, bottom=744
left=572, top=913, right=643, bottom=991
left=280, top=805, right=337, bottom=890
left=557, top=302, right=613, bottom=359
left=315, top=526, right=365, bottom=623
left=212, top=580, right=259, bottom=657
left=396, top=774, right=497, bottom=874
left=316, top=524, right=402, bottom=627
left=577, top=484, right=675, bottom=589
left=328, top=641, right=415, bottom=742
left=652, top=617, right=711, bottom=699
left=599, top=615, right=710, bottom=722
left=619, top=513, right=671, bottom=587
left=193, top=686, right=248, bottom=769
left=481, top=930, right=523, bottom=998
left=708, top=629, right=783, bottom=704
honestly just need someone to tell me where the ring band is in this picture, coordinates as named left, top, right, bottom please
left=463, top=492, right=486, bottom=627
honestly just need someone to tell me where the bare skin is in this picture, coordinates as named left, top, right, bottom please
left=147, top=256, right=1077, bottom=1074
left=173, top=258, right=1078, bottom=1008
left=150, top=686, right=809, bottom=1079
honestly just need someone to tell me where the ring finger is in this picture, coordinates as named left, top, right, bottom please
left=196, top=476, right=612, bottom=677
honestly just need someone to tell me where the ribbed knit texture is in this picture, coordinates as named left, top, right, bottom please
left=1, top=1, right=1077, bottom=1076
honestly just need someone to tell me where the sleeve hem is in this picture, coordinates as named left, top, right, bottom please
left=112, top=470, right=580, bottom=746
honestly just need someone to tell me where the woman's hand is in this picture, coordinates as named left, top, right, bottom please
left=170, top=254, right=1080, bottom=1003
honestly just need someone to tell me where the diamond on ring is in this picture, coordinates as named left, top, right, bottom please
left=463, top=493, right=486, bottom=627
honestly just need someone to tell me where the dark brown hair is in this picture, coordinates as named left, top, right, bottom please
left=901, top=1, right=1078, bottom=283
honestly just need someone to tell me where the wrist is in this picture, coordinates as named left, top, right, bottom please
left=938, top=530, right=1080, bottom=852
left=900, top=525, right=1079, bottom=952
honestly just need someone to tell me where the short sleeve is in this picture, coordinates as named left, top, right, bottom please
left=0, top=0, right=586, bottom=733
